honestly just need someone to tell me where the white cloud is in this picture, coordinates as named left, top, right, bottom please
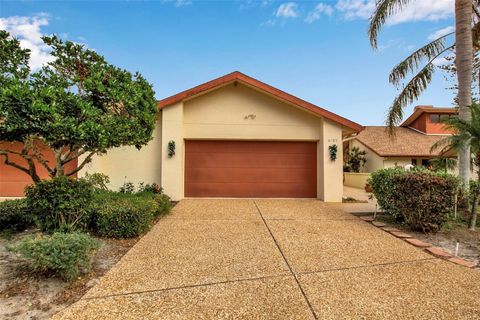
left=336, top=0, right=375, bottom=19
left=335, top=0, right=454, bottom=24
left=432, top=57, right=449, bottom=66
left=427, top=25, right=454, bottom=41
left=276, top=2, right=299, bottom=18
left=305, top=3, right=334, bottom=23
left=0, top=14, right=53, bottom=70
left=162, top=0, right=192, bottom=7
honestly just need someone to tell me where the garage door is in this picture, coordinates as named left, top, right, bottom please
left=185, top=140, right=317, bottom=198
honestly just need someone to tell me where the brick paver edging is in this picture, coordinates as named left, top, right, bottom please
left=359, top=215, right=477, bottom=269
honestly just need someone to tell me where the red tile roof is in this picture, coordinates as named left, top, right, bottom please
left=355, top=126, right=449, bottom=157
left=158, top=71, right=363, bottom=132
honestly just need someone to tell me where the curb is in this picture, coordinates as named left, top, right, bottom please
left=358, top=215, right=477, bottom=269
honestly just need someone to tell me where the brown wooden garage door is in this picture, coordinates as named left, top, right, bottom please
left=185, top=140, right=317, bottom=198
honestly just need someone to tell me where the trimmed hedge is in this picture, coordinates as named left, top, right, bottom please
left=369, top=167, right=406, bottom=221
left=0, top=199, right=34, bottom=233
left=369, top=168, right=459, bottom=232
left=91, top=192, right=171, bottom=238
left=9, top=232, right=99, bottom=281
left=25, top=177, right=94, bottom=233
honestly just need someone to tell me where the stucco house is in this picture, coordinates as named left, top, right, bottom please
left=77, top=71, right=363, bottom=202
left=345, top=106, right=456, bottom=173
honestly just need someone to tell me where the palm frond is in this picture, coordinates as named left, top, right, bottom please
left=389, top=35, right=453, bottom=87
left=369, top=0, right=412, bottom=49
left=386, top=64, right=435, bottom=131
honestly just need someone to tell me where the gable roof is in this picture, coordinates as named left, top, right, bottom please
left=158, top=71, right=363, bottom=132
left=401, top=105, right=457, bottom=127
left=355, top=126, right=449, bottom=157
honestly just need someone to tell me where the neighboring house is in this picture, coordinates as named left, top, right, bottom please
left=346, top=106, right=456, bottom=173
left=77, top=71, right=363, bottom=202
left=0, top=142, right=78, bottom=197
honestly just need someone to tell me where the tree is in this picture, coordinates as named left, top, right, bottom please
left=432, top=103, right=480, bottom=230
left=430, top=157, right=458, bottom=173
left=346, top=146, right=367, bottom=173
left=368, top=0, right=479, bottom=182
left=0, top=31, right=157, bottom=182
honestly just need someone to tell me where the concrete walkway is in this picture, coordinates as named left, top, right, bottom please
left=54, top=199, right=480, bottom=319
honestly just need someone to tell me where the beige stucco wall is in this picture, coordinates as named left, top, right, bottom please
left=318, top=119, right=343, bottom=202
left=344, top=172, right=371, bottom=189
left=183, top=83, right=322, bottom=140
left=349, top=140, right=384, bottom=173
left=79, top=114, right=163, bottom=191
left=160, top=102, right=184, bottom=200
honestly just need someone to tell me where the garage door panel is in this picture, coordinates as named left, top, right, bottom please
left=185, top=141, right=317, bottom=198
left=185, top=153, right=315, bottom=169
left=185, top=167, right=315, bottom=183
left=186, top=182, right=317, bottom=198
left=186, top=140, right=316, bottom=154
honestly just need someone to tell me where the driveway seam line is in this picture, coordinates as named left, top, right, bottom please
left=82, top=273, right=291, bottom=301
left=297, top=257, right=437, bottom=276
left=253, top=200, right=319, bottom=320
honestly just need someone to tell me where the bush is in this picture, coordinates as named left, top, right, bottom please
left=0, top=199, right=34, bottom=233
left=83, top=172, right=110, bottom=190
left=93, top=193, right=155, bottom=238
left=370, top=168, right=459, bottom=232
left=369, top=167, right=406, bottom=220
left=9, top=232, right=99, bottom=281
left=25, top=177, right=94, bottom=233
left=152, top=193, right=172, bottom=217
left=395, top=171, right=459, bottom=232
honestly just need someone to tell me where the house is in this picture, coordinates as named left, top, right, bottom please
left=346, top=106, right=456, bottom=174
left=77, top=71, right=363, bottom=202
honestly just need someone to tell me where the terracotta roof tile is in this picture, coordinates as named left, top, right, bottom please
left=355, top=126, right=449, bottom=157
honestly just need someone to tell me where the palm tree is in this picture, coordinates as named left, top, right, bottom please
left=430, top=157, right=458, bottom=173
left=432, top=103, right=480, bottom=230
left=368, top=0, right=479, bottom=182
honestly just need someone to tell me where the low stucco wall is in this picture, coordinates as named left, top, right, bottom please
left=344, top=172, right=370, bottom=189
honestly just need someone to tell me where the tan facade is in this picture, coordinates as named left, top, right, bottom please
left=349, top=140, right=431, bottom=173
left=83, top=81, right=352, bottom=202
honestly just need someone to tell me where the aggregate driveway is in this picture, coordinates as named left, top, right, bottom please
left=54, top=199, right=480, bottom=319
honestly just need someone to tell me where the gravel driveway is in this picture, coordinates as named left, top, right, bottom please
left=53, top=199, right=480, bottom=319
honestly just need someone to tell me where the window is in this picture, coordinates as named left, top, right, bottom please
left=430, top=114, right=441, bottom=123
left=411, top=159, right=417, bottom=165
left=421, top=159, right=430, bottom=167
left=440, top=114, right=450, bottom=121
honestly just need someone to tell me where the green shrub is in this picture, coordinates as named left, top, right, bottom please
left=0, top=199, right=34, bottom=233
left=83, top=172, right=110, bottom=190
left=370, top=168, right=459, bottom=232
left=93, top=195, right=156, bottom=238
left=138, top=182, right=162, bottom=194
left=25, top=177, right=94, bottom=233
left=9, top=232, right=99, bottom=281
left=152, top=193, right=172, bottom=217
left=395, top=171, right=459, bottom=232
left=369, top=167, right=406, bottom=220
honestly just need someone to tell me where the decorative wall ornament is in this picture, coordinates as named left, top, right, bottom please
left=328, top=144, right=338, bottom=161
left=168, top=140, right=176, bottom=158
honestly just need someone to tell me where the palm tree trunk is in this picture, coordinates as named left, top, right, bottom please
left=470, top=152, right=480, bottom=230
left=456, top=0, right=474, bottom=183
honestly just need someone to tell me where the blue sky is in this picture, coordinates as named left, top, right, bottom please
left=0, top=0, right=457, bottom=125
